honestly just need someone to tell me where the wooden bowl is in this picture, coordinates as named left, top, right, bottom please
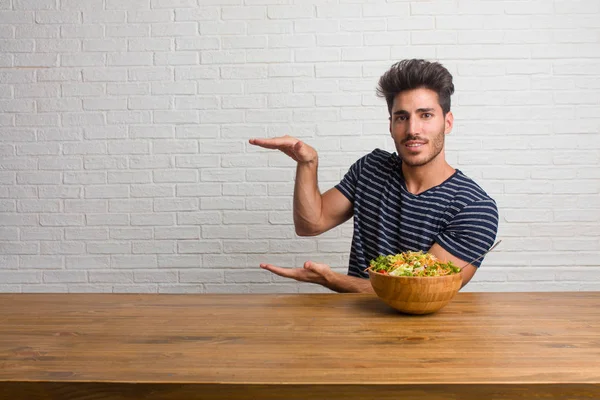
left=368, top=269, right=462, bottom=315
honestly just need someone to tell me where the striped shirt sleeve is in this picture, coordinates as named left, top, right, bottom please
left=334, top=154, right=367, bottom=203
left=435, top=199, right=499, bottom=268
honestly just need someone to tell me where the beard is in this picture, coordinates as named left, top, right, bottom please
left=398, top=125, right=446, bottom=167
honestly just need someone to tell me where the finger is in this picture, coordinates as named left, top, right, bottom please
left=249, top=137, right=297, bottom=150
left=292, top=140, right=316, bottom=163
left=304, top=261, right=330, bottom=276
left=260, top=263, right=303, bottom=280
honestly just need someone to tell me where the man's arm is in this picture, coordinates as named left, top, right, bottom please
left=250, top=136, right=353, bottom=236
left=428, top=243, right=476, bottom=289
left=294, top=183, right=353, bottom=236
left=325, top=271, right=375, bottom=293
left=428, top=199, right=499, bottom=289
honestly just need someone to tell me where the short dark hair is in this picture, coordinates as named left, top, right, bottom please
left=376, top=59, right=454, bottom=116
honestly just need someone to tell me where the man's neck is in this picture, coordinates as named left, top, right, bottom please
left=401, top=156, right=455, bottom=195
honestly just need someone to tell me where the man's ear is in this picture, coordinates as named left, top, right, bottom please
left=444, top=111, right=454, bottom=134
left=388, top=116, right=392, bottom=135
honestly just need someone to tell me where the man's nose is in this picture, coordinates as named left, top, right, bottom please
left=408, top=116, right=420, bottom=135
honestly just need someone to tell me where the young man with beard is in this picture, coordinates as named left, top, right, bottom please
left=249, top=59, right=499, bottom=293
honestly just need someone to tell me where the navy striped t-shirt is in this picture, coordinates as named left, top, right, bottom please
left=335, top=149, right=499, bottom=278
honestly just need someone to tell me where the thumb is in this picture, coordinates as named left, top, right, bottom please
left=303, top=261, right=314, bottom=270
left=293, top=141, right=315, bottom=163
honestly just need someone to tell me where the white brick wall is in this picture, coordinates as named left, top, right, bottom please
left=1, top=0, right=599, bottom=294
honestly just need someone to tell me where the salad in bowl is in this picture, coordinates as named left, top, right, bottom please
left=368, top=250, right=461, bottom=277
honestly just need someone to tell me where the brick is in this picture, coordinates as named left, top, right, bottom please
left=65, top=200, right=109, bottom=214
left=0, top=11, right=34, bottom=23
left=152, top=22, right=197, bottom=37
left=106, top=0, right=150, bottom=9
left=107, top=52, right=152, bottom=66
left=19, top=255, right=63, bottom=268
left=108, top=228, right=152, bottom=240
left=176, top=96, right=219, bottom=109
left=176, top=211, right=221, bottom=225
left=316, top=5, right=361, bottom=18
left=134, top=270, right=177, bottom=283
left=201, top=197, right=245, bottom=210
left=83, top=185, right=128, bottom=199
left=107, top=140, right=149, bottom=154
left=200, top=21, right=246, bottom=35
left=129, top=155, right=172, bottom=169
left=153, top=111, right=199, bottom=124
left=17, top=199, right=60, bottom=213
left=0, top=39, right=33, bottom=52
left=106, top=171, right=151, bottom=184
left=248, top=226, right=294, bottom=239
left=203, top=226, right=247, bottom=239
left=153, top=169, right=198, bottom=183
left=224, top=270, right=270, bottom=283
left=155, top=227, right=199, bottom=240
left=223, top=240, right=268, bottom=253
left=158, top=254, right=202, bottom=268
left=84, top=156, right=127, bottom=171
left=15, top=25, right=58, bottom=38
left=175, top=7, right=219, bottom=21
left=201, top=50, right=245, bottom=64
left=176, top=183, right=221, bottom=197
left=152, top=139, right=198, bottom=154
left=178, top=240, right=222, bottom=254
left=107, top=199, right=152, bottom=213
left=131, top=212, right=175, bottom=226
left=154, top=51, right=200, bottom=65
left=133, top=240, right=176, bottom=253
left=203, top=254, right=246, bottom=269
left=269, top=240, right=317, bottom=253
left=0, top=200, right=15, bottom=212
left=222, top=6, right=266, bottom=20
left=0, top=255, right=19, bottom=269
left=128, top=38, right=171, bottom=51
left=89, top=271, right=133, bottom=283
left=180, top=270, right=223, bottom=283
left=154, top=198, right=199, bottom=212
left=0, top=227, right=18, bottom=240
left=41, top=241, right=85, bottom=255
left=85, top=213, right=129, bottom=226
left=294, top=20, right=337, bottom=33
left=247, top=49, right=292, bottom=63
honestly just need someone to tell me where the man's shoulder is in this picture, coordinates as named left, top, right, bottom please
left=360, top=148, right=399, bottom=169
left=447, top=170, right=498, bottom=209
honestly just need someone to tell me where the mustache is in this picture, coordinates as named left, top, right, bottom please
left=402, top=135, right=428, bottom=144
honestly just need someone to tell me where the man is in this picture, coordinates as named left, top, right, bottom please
left=249, top=59, right=499, bottom=293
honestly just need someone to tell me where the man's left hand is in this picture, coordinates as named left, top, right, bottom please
left=260, top=261, right=334, bottom=287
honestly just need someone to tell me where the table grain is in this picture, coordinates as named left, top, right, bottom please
left=1, top=292, right=599, bottom=399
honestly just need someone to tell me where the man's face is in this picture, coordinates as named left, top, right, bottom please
left=389, top=87, right=453, bottom=167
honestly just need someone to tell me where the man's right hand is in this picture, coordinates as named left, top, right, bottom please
left=249, top=135, right=317, bottom=165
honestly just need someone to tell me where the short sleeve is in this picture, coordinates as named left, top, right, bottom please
left=435, top=199, right=499, bottom=268
left=334, top=154, right=367, bottom=203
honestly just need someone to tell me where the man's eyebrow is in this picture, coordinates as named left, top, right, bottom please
left=392, top=108, right=435, bottom=115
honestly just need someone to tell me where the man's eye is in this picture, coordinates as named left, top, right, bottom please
left=396, top=116, right=407, bottom=122
left=422, top=113, right=432, bottom=118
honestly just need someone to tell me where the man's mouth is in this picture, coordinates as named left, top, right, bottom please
left=404, top=141, right=426, bottom=148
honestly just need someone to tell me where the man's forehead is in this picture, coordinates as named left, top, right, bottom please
left=391, top=88, right=441, bottom=113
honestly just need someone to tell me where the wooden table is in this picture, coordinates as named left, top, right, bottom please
left=0, top=292, right=599, bottom=399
